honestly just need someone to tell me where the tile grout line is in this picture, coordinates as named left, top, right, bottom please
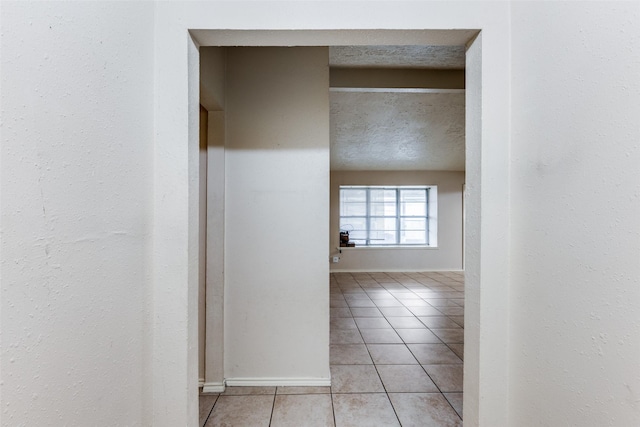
left=267, top=389, right=276, bottom=427
left=334, top=271, right=464, bottom=423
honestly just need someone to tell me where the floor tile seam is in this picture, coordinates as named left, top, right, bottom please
left=200, top=394, right=218, bottom=427
left=404, top=342, right=462, bottom=372
left=381, top=312, right=448, bottom=346
left=267, top=391, right=277, bottom=427
left=329, top=388, right=338, bottom=427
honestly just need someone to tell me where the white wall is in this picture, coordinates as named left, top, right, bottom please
left=3, top=2, right=638, bottom=427
left=0, top=2, right=154, bottom=425
left=508, top=2, right=640, bottom=425
left=330, top=170, right=464, bottom=272
left=224, top=47, right=331, bottom=383
left=200, top=47, right=227, bottom=392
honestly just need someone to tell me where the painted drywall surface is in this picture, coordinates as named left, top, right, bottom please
left=224, top=47, right=330, bottom=382
left=200, top=47, right=227, bottom=111
left=198, top=106, right=208, bottom=383
left=0, top=2, right=154, bottom=426
left=200, top=47, right=227, bottom=392
left=330, top=171, right=464, bottom=272
left=6, top=3, right=633, bottom=425
left=463, top=33, right=483, bottom=426
left=0, top=1, right=513, bottom=425
left=509, top=3, right=640, bottom=425
left=112, top=2, right=510, bottom=425
left=205, top=111, right=226, bottom=390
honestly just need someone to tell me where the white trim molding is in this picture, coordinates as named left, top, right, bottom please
left=225, top=377, right=331, bottom=387
left=202, top=381, right=226, bottom=394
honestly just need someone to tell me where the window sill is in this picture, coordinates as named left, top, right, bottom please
left=337, top=245, right=438, bottom=250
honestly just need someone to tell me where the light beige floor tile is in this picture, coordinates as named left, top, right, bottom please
left=431, top=328, right=464, bottom=344
left=449, top=316, right=464, bottom=327
left=408, top=306, right=443, bottom=316
left=372, top=299, right=404, bottom=307
left=332, top=393, right=400, bottom=427
left=346, top=299, right=376, bottom=308
left=330, top=344, right=373, bottom=365
left=331, top=330, right=364, bottom=344
left=417, top=316, right=462, bottom=329
left=220, top=386, right=276, bottom=396
left=359, top=328, right=403, bottom=344
left=354, top=317, right=392, bottom=329
left=271, top=394, right=335, bottom=427
left=386, top=316, right=426, bottom=329
left=330, top=298, right=348, bottom=308
left=388, top=393, right=462, bottom=427
left=330, top=365, right=384, bottom=393
left=331, top=308, right=353, bottom=318
left=423, top=298, right=459, bottom=307
left=423, top=364, right=463, bottom=392
left=395, top=328, right=442, bottom=344
left=276, top=386, right=331, bottom=394
left=443, top=392, right=463, bottom=419
left=331, top=317, right=358, bottom=330
left=205, top=395, right=274, bottom=427
left=366, top=344, right=418, bottom=364
left=378, top=306, right=413, bottom=317
left=376, top=364, right=439, bottom=392
left=407, top=344, right=463, bottom=365
left=199, top=394, right=218, bottom=427
left=366, top=290, right=393, bottom=297
left=349, top=307, right=383, bottom=317
left=448, top=344, right=464, bottom=360
left=436, top=306, right=464, bottom=316
left=399, top=299, right=432, bottom=307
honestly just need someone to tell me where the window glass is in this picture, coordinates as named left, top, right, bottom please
left=339, top=186, right=434, bottom=246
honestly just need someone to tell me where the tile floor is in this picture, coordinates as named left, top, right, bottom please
left=200, top=271, right=464, bottom=426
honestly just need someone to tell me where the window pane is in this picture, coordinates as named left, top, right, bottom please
left=341, top=188, right=366, bottom=202
left=370, top=202, right=396, bottom=216
left=400, top=190, right=426, bottom=216
left=370, top=217, right=397, bottom=245
left=401, top=218, right=426, bottom=231
left=340, top=189, right=367, bottom=216
left=401, top=202, right=426, bottom=216
left=400, top=189, right=426, bottom=203
left=401, top=230, right=427, bottom=245
left=341, top=217, right=366, bottom=234
left=370, top=189, right=396, bottom=216
left=339, top=185, right=433, bottom=247
left=369, top=230, right=397, bottom=245
left=341, top=202, right=366, bottom=216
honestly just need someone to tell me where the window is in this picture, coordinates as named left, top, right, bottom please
left=340, top=185, right=436, bottom=246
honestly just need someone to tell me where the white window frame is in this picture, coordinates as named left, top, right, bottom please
left=339, top=185, right=437, bottom=247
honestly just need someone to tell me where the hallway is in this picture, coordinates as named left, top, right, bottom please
left=200, top=271, right=464, bottom=426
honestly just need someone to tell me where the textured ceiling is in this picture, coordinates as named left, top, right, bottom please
left=330, top=91, right=465, bottom=171
left=329, top=45, right=466, bottom=69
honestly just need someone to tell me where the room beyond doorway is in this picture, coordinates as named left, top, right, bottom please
left=195, top=32, right=484, bottom=424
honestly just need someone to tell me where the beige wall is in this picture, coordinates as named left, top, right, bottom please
left=223, top=47, right=331, bottom=384
left=330, top=170, right=464, bottom=271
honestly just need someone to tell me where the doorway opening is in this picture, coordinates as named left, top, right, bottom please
left=193, top=30, right=482, bottom=424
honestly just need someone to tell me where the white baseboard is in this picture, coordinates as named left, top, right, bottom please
left=202, top=381, right=226, bottom=393
left=225, top=377, right=331, bottom=387
left=198, top=378, right=205, bottom=388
